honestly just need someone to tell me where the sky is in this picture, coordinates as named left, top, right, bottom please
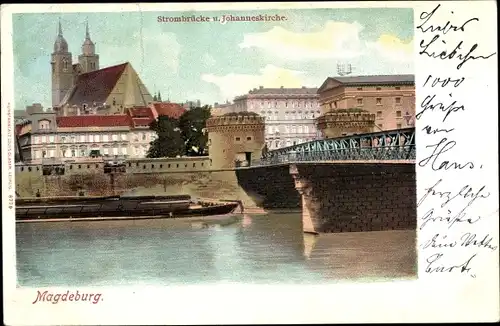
left=12, top=8, right=414, bottom=111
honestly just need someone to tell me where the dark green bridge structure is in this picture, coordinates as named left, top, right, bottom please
left=235, top=128, right=417, bottom=234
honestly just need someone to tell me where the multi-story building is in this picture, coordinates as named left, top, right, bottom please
left=15, top=105, right=160, bottom=164
left=317, top=75, right=415, bottom=131
left=233, top=86, right=321, bottom=150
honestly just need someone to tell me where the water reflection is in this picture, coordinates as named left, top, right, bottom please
left=16, top=212, right=416, bottom=287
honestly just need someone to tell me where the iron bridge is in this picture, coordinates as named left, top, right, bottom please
left=252, top=128, right=416, bottom=167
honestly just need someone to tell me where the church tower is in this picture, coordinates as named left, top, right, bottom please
left=78, top=21, right=99, bottom=74
left=51, top=20, right=73, bottom=108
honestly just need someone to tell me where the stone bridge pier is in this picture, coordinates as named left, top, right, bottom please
left=289, top=163, right=417, bottom=234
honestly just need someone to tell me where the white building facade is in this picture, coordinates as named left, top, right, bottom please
left=16, top=109, right=156, bottom=164
left=233, top=86, right=321, bottom=149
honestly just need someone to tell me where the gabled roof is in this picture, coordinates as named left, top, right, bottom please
left=56, top=115, right=131, bottom=128
left=60, top=63, right=128, bottom=107
left=318, top=74, right=415, bottom=93
left=151, top=102, right=186, bottom=119
left=127, top=106, right=155, bottom=128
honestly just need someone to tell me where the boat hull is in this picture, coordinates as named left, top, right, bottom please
left=15, top=195, right=239, bottom=222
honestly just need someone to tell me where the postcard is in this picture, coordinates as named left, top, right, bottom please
left=1, top=1, right=498, bottom=324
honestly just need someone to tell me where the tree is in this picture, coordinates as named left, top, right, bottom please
left=178, top=105, right=211, bottom=156
left=147, top=115, right=184, bottom=158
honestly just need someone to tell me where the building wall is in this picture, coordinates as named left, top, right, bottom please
left=24, top=127, right=156, bottom=163
left=206, top=115, right=266, bottom=169
left=319, top=84, right=415, bottom=131
left=233, top=87, right=321, bottom=150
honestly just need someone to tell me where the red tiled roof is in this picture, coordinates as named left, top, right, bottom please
left=56, top=115, right=131, bottom=128
left=128, top=106, right=155, bottom=119
left=63, top=63, right=128, bottom=107
left=152, top=102, right=186, bottom=119
left=127, top=106, right=155, bottom=128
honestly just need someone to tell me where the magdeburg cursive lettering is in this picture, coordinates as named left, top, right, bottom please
left=32, top=290, right=102, bottom=304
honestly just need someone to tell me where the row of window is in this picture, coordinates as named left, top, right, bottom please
left=266, top=125, right=315, bottom=135
left=32, top=132, right=154, bottom=144
left=251, top=100, right=319, bottom=110
left=356, top=86, right=402, bottom=91
left=355, top=97, right=402, bottom=106
left=266, top=138, right=313, bottom=149
left=261, top=110, right=322, bottom=121
left=33, top=145, right=150, bottom=159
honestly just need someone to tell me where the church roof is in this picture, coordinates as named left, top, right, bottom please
left=151, top=102, right=186, bottom=119
left=61, top=63, right=128, bottom=107
left=56, top=115, right=131, bottom=128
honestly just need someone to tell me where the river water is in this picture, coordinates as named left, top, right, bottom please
left=16, top=212, right=417, bottom=287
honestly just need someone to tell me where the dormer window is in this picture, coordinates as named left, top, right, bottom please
left=38, top=119, right=50, bottom=130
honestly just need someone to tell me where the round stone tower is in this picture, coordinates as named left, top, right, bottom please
left=206, top=112, right=265, bottom=169
left=316, top=109, right=375, bottom=139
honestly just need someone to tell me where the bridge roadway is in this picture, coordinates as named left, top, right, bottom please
left=235, top=128, right=417, bottom=234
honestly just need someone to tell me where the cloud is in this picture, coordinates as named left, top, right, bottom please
left=366, top=34, right=414, bottom=63
left=202, top=64, right=309, bottom=100
left=100, top=29, right=181, bottom=94
left=239, top=21, right=365, bottom=60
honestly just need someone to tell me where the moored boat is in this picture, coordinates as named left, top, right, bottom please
left=15, top=195, right=239, bottom=222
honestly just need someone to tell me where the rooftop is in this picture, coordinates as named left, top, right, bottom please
left=332, top=74, right=414, bottom=85
left=56, top=115, right=131, bottom=128
left=151, top=102, right=186, bottom=119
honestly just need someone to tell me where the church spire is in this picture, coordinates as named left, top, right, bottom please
left=158, top=91, right=162, bottom=102
left=85, top=20, right=90, bottom=39
left=58, top=18, right=63, bottom=36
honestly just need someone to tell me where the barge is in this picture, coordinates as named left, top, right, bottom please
left=15, top=195, right=239, bottom=222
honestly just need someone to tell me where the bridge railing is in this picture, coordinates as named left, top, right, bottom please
left=249, top=128, right=416, bottom=167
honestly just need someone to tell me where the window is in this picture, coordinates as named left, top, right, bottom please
left=41, top=136, right=46, bottom=143
left=396, top=110, right=402, bottom=117
left=71, top=149, right=76, bottom=157
left=152, top=164, right=155, bottom=169
left=89, top=134, right=94, bottom=142
left=38, top=119, right=50, bottom=129
left=235, top=137, right=241, bottom=141
left=376, top=98, right=382, bottom=105
left=78, top=165, right=82, bottom=169
left=71, top=136, right=76, bottom=143
left=49, top=135, right=55, bottom=143
left=357, top=87, right=362, bottom=91
left=103, top=134, right=109, bottom=141
left=121, top=134, right=127, bottom=141
left=395, top=97, right=401, bottom=104
left=122, top=147, right=128, bottom=155
left=142, top=133, right=146, bottom=141
left=357, top=98, right=363, bottom=105
left=112, top=134, right=118, bottom=141
left=246, top=136, right=252, bottom=141
left=395, top=87, right=401, bottom=90
left=377, top=111, right=383, bottom=118
left=376, top=87, right=381, bottom=90
left=397, top=123, right=402, bottom=129
left=80, top=149, right=85, bottom=156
